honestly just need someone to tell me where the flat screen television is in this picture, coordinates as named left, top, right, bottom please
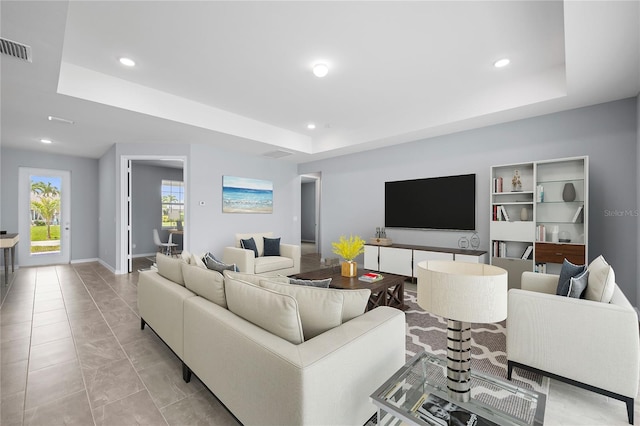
left=385, top=174, right=476, bottom=231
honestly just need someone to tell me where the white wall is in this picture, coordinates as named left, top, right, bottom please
left=300, top=98, right=639, bottom=302
left=1, top=147, right=100, bottom=263
left=98, top=145, right=116, bottom=269
left=637, top=94, right=640, bottom=308
left=188, top=143, right=300, bottom=256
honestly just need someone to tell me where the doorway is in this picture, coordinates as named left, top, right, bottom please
left=119, top=155, right=187, bottom=274
left=300, top=173, right=321, bottom=255
left=18, top=168, right=71, bottom=266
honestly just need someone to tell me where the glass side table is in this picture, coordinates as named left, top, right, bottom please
left=371, top=352, right=545, bottom=426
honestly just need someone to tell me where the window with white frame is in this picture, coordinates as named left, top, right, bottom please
left=161, top=180, right=184, bottom=228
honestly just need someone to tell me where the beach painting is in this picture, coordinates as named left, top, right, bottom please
left=222, top=176, right=273, bottom=213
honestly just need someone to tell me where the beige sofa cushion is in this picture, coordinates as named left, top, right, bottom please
left=585, top=255, right=616, bottom=303
left=259, top=280, right=344, bottom=340
left=338, top=289, right=371, bottom=322
left=182, top=263, right=227, bottom=308
left=224, top=270, right=289, bottom=286
left=156, top=252, right=186, bottom=285
left=224, top=276, right=304, bottom=345
left=254, top=257, right=294, bottom=274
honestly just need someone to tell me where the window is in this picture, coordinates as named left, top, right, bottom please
left=161, top=180, right=184, bottom=228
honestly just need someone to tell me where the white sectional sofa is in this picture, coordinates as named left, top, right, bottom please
left=138, top=253, right=406, bottom=426
left=223, top=232, right=300, bottom=275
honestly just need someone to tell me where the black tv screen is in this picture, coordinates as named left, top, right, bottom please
left=385, top=174, right=476, bottom=230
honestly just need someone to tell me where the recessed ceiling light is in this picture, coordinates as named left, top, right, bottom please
left=40, top=139, right=52, bottom=144
left=119, top=57, right=136, bottom=67
left=494, top=58, right=510, bottom=68
left=313, top=63, right=329, bottom=78
left=307, top=123, right=316, bottom=130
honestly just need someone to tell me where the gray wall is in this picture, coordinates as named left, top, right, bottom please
left=188, top=143, right=301, bottom=257
left=637, top=94, right=640, bottom=308
left=299, top=98, right=639, bottom=302
left=0, top=147, right=99, bottom=263
left=131, top=162, right=184, bottom=256
left=98, top=145, right=117, bottom=269
left=301, top=181, right=316, bottom=242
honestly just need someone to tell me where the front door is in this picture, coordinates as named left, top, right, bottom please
left=18, top=168, right=71, bottom=266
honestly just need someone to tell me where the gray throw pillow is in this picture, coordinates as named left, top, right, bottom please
left=567, top=269, right=589, bottom=298
left=203, top=252, right=237, bottom=273
left=240, top=237, right=258, bottom=258
left=289, top=277, right=332, bottom=288
left=263, top=237, right=281, bottom=256
left=556, top=259, right=586, bottom=296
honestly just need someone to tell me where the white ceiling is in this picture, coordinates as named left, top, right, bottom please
left=1, top=1, right=639, bottom=164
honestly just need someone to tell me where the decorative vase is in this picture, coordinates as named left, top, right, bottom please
left=341, top=261, right=357, bottom=277
left=562, top=183, right=576, bottom=202
left=520, top=207, right=528, bottom=221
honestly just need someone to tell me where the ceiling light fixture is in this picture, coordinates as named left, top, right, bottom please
left=313, top=63, right=329, bottom=78
left=40, top=139, right=52, bottom=144
left=48, top=115, right=74, bottom=125
left=494, top=58, right=510, bottom=68
left=307, top=123, right=316, bottom=130
left=119, top=57, right=136, bottom=67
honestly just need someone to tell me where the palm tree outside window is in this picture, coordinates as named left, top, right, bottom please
left=162, top=180, right=184, bottom=228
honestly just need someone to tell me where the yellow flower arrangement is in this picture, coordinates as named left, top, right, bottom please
left=332, top=234, right=365, bottom=262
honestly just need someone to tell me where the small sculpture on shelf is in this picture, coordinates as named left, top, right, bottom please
left=511, top=169, right=522, bottom=192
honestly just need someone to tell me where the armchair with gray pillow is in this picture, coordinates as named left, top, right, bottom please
left=223, top=232, right=300, bottom=276
left=507, top=256, right=639, bottom=424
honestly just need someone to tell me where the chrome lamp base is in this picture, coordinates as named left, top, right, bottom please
left=446, top=319, right=472, bottom=403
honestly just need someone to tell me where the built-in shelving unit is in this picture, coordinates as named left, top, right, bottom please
left=490, top=156, right=588, bottom=288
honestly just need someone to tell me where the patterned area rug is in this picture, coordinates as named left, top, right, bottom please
left=404, top=290, right=549, bottom=395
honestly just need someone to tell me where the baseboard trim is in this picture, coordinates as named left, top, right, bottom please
left=70, top=258, right=99, bottom=264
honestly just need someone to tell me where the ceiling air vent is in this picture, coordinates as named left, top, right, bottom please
left=0, top=37, right=32, bottom=62
left=263, top=150, right=293, bottom=159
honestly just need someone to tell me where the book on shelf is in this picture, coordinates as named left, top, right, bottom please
left=536, top=224, right=546, bottom=241
left=521, top=245, right=533, bottom=260
left=359, top=272, right=383, bottom=282
left=499, top=205, right=510, bottom=221
left=572, top=205, right=584, bottom=223
left=493, top=176, right=503, bottom=193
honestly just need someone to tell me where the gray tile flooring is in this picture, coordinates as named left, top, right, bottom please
left=1, top=251, right=639, bottom=425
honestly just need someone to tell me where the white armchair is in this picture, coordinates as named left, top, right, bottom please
left=507, top=271, right=639, bottom=424
left=223, top=232, right=300, bottom=276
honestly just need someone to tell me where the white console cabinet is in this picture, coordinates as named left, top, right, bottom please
left=365, top=244, right=486, bottom=279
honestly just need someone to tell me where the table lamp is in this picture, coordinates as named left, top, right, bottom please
left=416, top=260, right=507, bottom=403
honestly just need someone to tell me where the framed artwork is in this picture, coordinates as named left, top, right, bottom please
left=222, top=176, right=273, bottom=213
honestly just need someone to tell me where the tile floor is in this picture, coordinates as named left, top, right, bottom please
left=1, top=252, right=639, bottom=425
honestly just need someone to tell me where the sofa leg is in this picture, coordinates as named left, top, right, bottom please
left=507, top=361, right=513, bottom=380
left=140, top=318, right=146, bottom=330
left=182, top=363, right=192, bottom=383
left=626, top=397, right=634, bottom=424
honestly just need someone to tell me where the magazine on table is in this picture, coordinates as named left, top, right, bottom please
left=411, top=393, right=498, bottom=426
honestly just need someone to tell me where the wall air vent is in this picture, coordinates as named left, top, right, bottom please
left=263, top=150, right=293, bottom=159
left=0, top=37, right=32, bottom=62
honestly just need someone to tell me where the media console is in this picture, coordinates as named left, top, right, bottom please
left=364, top=243, right=487, bottom=280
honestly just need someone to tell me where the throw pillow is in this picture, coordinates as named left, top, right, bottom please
left=240, top=237, right=259, bottom=258
left=289, top=277, right=332, bottom=288
left=567, top=269, right=589, bottom=298
left=556, top=259, right=586, bottom=296
left=203, top=253, right=237, bottom=273
left=191, top=253, right=207, bottom=268
left=156, top=252, right=186, bottom=286
left=585, top=255, right=616, bottom=303
left=180, top=250, right=192, bottom=264
left=224, top=276, right=304, bottom=345
left=259, top=279, right=343, bottom=340
left=263, top=237, right=281, bottom=257
left=181, top=263, right=227, bottom=308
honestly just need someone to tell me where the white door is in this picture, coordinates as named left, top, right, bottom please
left=18, top=168, right=71, bottom=266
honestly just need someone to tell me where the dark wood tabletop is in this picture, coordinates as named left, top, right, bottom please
left=294, top=267, right=408, bottom=310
